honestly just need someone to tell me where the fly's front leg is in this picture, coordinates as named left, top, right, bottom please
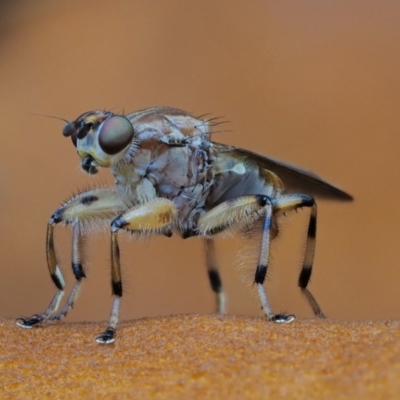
left=204, top=238, right=225, bottom=314
left=95, top=198, right=177, bottom=344
left=16, top=221, right=66, bottom=328
left=49, top=224, right=85, bottom=322
left=16, top=189, right=125, bottom=330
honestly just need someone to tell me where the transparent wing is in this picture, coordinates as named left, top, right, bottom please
left=213, top=143, right=353, bottom=201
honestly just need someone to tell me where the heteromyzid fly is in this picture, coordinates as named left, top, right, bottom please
left=17, top=107, right=353, bottom=344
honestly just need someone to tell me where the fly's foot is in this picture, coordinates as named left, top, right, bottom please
left=270, top=314, right=296, bottom=323
left=95, top=328, right=116, bottom=344
left=16, top=315, right=44, bottom=329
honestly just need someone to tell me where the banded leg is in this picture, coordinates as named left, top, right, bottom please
left=296, top=202, right=325, bottom=318
left=254, top=197, right=295, bottom=322
left=198, top=193, right=325, bottom=322
left=95, top=230, right=122, bottom=344
left=95, top=198, right=178, bottom=344
left=50, top=225, right=86, bottom=321
left=272, top=194, right=325, bottom=318
left=204, top=238, right=225, bottom=314
left=198, top=195, right=288, bottom=321
left=198, top=195, right=270, bottom=236
left=16, top=221, right=66, bottom=328
left=16, top=189, right=125, bottom=329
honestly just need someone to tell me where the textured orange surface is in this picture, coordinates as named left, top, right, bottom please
left=2, top=315, right=400, bottom=399
left=1, top=0, right=400, bottom=327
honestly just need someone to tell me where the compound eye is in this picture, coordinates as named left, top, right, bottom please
left=98, top=116, right=134, bottom=155
left=63, top=122, right=76, bottom=137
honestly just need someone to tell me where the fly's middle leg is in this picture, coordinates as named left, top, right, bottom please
left=95, top=230, right=122, bottom=344
left=204, top=238, right=225, bottom=314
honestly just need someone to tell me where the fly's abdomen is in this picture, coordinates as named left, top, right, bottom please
left=206, top=150, right=283, bottom=208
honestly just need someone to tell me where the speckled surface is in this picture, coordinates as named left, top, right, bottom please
left=1, top=315, right=400, bottom=399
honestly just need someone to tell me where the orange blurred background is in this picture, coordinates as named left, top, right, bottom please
left=0, top=1, right=398, bottom=324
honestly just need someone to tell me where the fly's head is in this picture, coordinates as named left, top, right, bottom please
left=63, top=110, right=135, bottom=174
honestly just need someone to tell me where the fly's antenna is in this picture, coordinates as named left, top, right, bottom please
left=28, top=113, right=70, bottom=124
left=29, top=112, right=78, bottom=138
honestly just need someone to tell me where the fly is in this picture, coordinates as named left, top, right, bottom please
left=17, top=106, right=353, bottom=344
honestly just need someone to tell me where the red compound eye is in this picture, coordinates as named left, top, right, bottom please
left=98, top=116, right=134, bottom=155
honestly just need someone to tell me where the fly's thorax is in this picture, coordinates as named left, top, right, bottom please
left=125, top=107, right=211, bottom=144
left=111, top=149, right=157, bottom=207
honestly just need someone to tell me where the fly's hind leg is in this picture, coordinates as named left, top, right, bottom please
left=16, top=189, right=125, bottom=329
left=253, top=196, right=296, bottom=323
left=198, top=195, right=292, bottom=322
left=95, top=198, right=178, bottom=344
left=198, top=194, right=325, bottom=323
left=273, top=194, right=325, bottom=318
left=204, top=238, right=225, bottom=314
left=296, top=200, right=326, bottom=318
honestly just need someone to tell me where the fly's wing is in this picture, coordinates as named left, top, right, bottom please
left=213, top=143, right=353, bottom=201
